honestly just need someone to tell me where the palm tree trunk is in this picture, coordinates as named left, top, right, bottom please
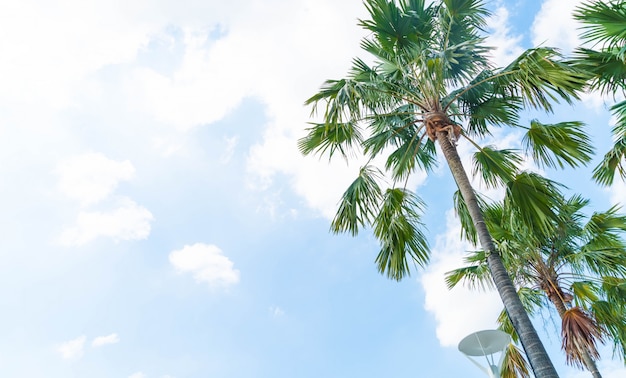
left=436, top=130, right=560, bottom=378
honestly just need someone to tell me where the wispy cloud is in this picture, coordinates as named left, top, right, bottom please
left=56, top=153, right=135, bottom=207
left=59, top=198, right=154, bottom=246
left=92, top=333, right=120, bottom=347
left=56, top=335, right=86, bottom=360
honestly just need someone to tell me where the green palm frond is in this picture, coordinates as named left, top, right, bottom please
left=522, top=120, right=594, bottom=169
left=452, top=189, right=490, bottom=244
left=494, top=48, right=587, bottom=111
left=592, top=100, right=626, bottom=185
left=359, top=0, right=434, bottom=53
left=438, top=0, right=491, bottom=82
left=331, top=166, right=383, bottom=236
left=445, top=250, right=491, bottom=290
left=462, top=95, right=522, bottom=136
left=503, top=172, right=564, bottom=236
left=574, top=0, right=626, bottom=57
left=591, top=299, right=626, bottom=361
left=472, top=146, right=522, bottom=188
left=500, top=343, right=531, bottom=378
left=571, top=281, right=601, bottom=308
left=373, top=188, right=429, bottom=280
left=602, top=277, right=626, bottom=304
left=385, top=137, right=438, bottom=179
left=572, top=48, right=626, bottom=95
left=298, top=121, right=363, bottom=159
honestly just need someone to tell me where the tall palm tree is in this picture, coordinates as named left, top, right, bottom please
left=299, top=1, right=590, bottom=377
left=447, top=193, right=626, bottom=378
left=572, top=0, right=626, bottom=185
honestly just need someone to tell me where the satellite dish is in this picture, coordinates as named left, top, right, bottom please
left=458, top=330, right=511, bottom=378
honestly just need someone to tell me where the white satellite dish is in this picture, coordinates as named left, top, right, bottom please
left=458, top=330, right=511, bottom=378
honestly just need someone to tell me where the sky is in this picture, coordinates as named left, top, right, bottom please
left=0, top=0, right=625, bottom=377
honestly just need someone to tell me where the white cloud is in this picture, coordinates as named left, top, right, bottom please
left=169, top=243, right=240, bottom=289
left=486, top=5, right=524, bottom=67
left=56, top=335, right=86, bottom=360
left=420, top=210, right=502, bottom=347
left=129, top=373, right=146, bottom=378
left=532, top=0, right=584, bottom=51
left=59, top=198, right=154, bottom=246
left=56, top=153, right=135, bottom=207
left=92, top=333, right=120, bottom=347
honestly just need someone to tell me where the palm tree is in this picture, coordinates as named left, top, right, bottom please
left=299, top=1, right=591, bottom=377
left=572, top=0, right=626, bottom=186
left=447, top=193, right=626, bottom=378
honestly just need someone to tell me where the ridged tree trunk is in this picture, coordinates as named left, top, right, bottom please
left=436, top=130, right=560, bottom=378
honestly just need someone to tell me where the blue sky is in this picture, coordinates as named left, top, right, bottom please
left=1, top=0, right=625, bottom=377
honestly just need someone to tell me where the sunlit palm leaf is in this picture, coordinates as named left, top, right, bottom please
left=500, top=343, right=531, bottom=378
left=472, top=146, right=522, bottom=188
left=574, top=0, right=626, bottom=57
left=298, top=121, right=363, bottom=159
left=373, top=188, right=429, bottom=280
left=592, top=100, right=626, bottom=185
left=331, top=166, right=383, bottom=236
left=572, top=48, right=626, bottom=95
left=452, top=189, right=489, bottom=244
left=522, top=120, right=594, bottom=169
left=592, top=299, right=626, bottom=361
left=494, top=48, right=587, bottom=111
left=504, top=172, right=564, bottom=236
left=385, top=137, right=438, bottom=179
left=571, top=281, right=600, bottom=308
left=445, top=250, right=491, bottom=290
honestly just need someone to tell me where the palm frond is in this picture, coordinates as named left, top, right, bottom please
left=500, top=343, right=531, bottom=378
left=452, top=189, right=489, bottom=244
left=592, top=100, right=626, bottom=185
left=561, top=307, right=605, bottom=368
left=591, top=299, right=626, bottom=361
left=574, top=0, right=626, bottom=56
left=298, top=121, right=363, bottom=159
left=373, top=188, right=430, bottom=280
left=438, top=0, right=491, bottom=82
left=331, top=166, right=383, bottom=236
left=572, top=48, right=626, bottom=95
left=503, top=172, right=565, bottom=236
left=359, top=0, right=434, bottom=54
left=522, top=120, right=594, bottom=169
left=445, top=250, right=491, bottom=290
left=571, top=281, right=600, bottom=308
left=494, top=48, right=587, bottom=111
left=472, top=146, right=522, bottom=188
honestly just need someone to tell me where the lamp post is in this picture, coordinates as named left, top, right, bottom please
left=458, top=330, right=511, bottom=378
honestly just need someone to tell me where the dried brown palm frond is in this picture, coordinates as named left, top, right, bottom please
left=500, top=343, right=531, bottom=378
left=561, top=307, right=605, bottom=368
